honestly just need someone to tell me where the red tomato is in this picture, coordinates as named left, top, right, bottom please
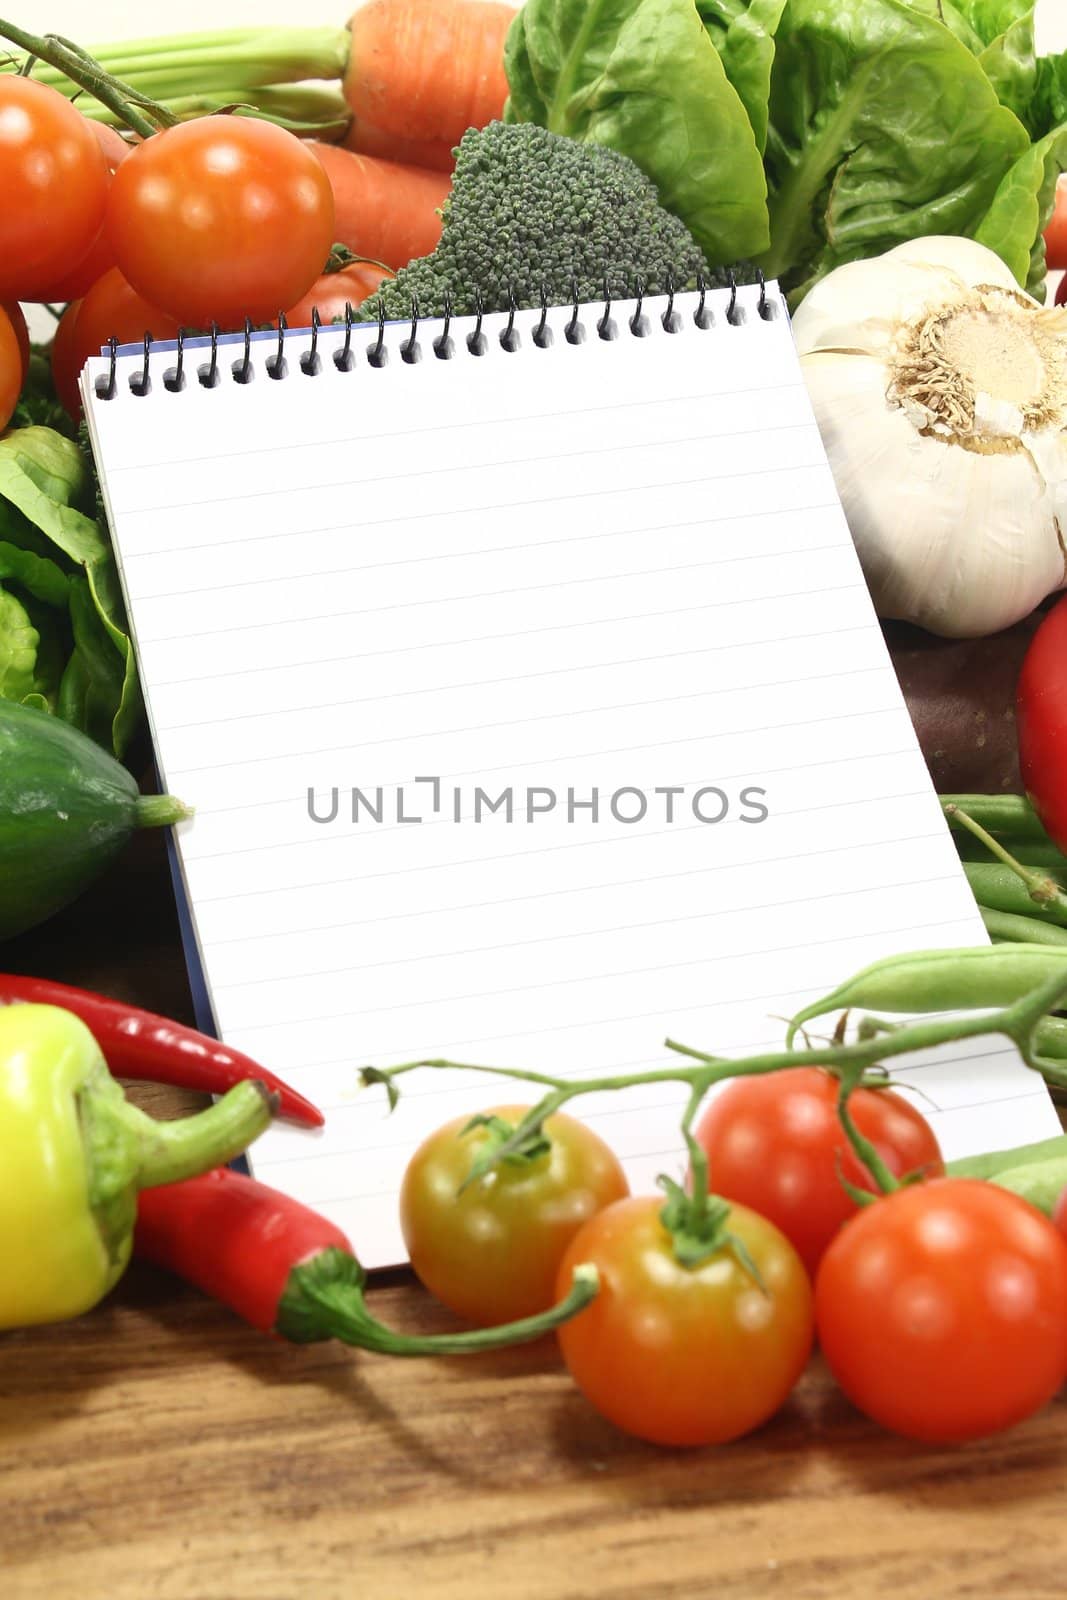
left=283, top=262, right=394, bottom=330
left=50, top=298, right=84, bottom=420
left=816, top=1179, right=1067, bottom=1443
left=1, top=301, right=30, bottom=383
left=0, top=305, right=21, bottom=432
left=1045, top=176, right=1067, bottom=273
left=694, top=1068, right=943, bottom=1275
left=555, top=1195, right=813, bottom=1447
left=1018, top=596, right=1067, bottom=853
left=1055, top=274, right=1066, bottom=308
left=31, top=122, right=132, bottom=304
left=400, top=1105, right=628, bottom=1325
left=106, top=117, right=335, bottom=328
left=56, top=269, right=180, bottom=422
left=0, top=78, right=109, bottom=301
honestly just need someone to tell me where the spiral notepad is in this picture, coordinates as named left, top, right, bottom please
left=80, top=283, right=1059, bottom=1268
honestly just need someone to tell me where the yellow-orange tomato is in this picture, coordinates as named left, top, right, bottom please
left=400, top=1105, right=628, bottom=1326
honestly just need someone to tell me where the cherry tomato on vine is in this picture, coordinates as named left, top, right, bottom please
left=693, top=1068, right=943, bottom=1274
left=283, top=261, right=394, bottom=330
left=54, top=268, right=180, bottom=422
left=0, top=77, right=109, bottom=301
left=32, top=122, right=132, bottom=304
left=816, top=1178, right=1067, bottom=1444
left=555, top=1196, right=813, bottom=1447
left=106, top=116, right=335, bottom=328
left=1018, top=595, right=1067, bottom=853
left=0, top=306, right=22, bottom=433
left=1, top=302, right=30, bottom=385
left=399, top=1105, right=628, bottom=1326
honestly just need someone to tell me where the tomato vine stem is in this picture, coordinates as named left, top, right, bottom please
left=0, top=20, right=178, bottom=138
left=362, top=962, right=1067, bottom=1263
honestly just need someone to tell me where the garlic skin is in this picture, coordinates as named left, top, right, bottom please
left=793, top=236, right=1067, bottom=639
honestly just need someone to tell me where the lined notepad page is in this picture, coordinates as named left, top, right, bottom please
left=83, top=285, right=1058, bottom=1267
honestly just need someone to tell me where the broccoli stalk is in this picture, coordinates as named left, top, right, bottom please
left=359, top=121, right=729, bottom=323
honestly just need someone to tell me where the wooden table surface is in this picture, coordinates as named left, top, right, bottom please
left=4, top=621, right=1067, bottom=1600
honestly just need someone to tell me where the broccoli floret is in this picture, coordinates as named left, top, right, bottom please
left=360, top=121, right=723, bottom=322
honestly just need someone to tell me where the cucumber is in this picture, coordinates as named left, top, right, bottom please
left=0, top=699, right=191, bottom=940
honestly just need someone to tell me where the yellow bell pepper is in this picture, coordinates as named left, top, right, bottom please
left=0, top=1003, right=276, bottom=1329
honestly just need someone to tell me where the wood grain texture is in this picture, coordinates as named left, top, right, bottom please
left=5, top=626, right=1067, bottom=1598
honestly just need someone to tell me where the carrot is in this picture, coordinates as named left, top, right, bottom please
left=342, top=118, right=456, bottom=174
left=308, top=141, right=451, bottom=271
left=343, top=0, right=514, bottom=149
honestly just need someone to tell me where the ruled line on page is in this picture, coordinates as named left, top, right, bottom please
left=203, top=834, right=948, bottom=945
left=215, top=872, right=965, bottom=992
left=150, top=582, right=857, bottom=688
left=110, top=416, right=822, bottom=521
left=158, top=624, right=877, bottom=732
left=225, top=914, right=978, bottom=1037
left=171, top=670, right=892, bottom=778
left=121, top=500, right=842, bottom=568
left=192, top=810, right=941, bottom=906
left=146, top=547, right=858, bottom=642
left=118, top=453, right=829, bottom=525
left=101, top=378, right=811, bottom=475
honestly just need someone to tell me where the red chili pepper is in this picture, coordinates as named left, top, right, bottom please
left=0, top=974, right=323, bottom=1129
left=135, top=1167, right=598, bottom=1354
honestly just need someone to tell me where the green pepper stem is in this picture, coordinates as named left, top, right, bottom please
left=279, top=1248, right=599, bottom=1354
left=122, top=1080, right=277, bottom=1190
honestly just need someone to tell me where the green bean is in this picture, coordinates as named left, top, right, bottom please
left=947, top=1134, right=1067, bottom=1182
left=1036, top=1017, right=1067, bottom=1059
left=940, top=794, right=1049, bottom=840
left=786, top=945, right=1067, bottom=1042
left=965, top=862, right=1067, bottom=926
left=981, top=908, right=1067, bottom=947
left=988, top=1160, right=1067, bottom=1216
left=952, top=834, right=1067, bottom=871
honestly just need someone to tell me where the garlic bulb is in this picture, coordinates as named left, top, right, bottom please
left=792, top=236, right=1067, bottom=638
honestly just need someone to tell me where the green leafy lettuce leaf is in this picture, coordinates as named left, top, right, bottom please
left=697, top=0, right=788, bottom=154
left=0, top=427, right=141, bottom=758
left=976, top=122, right=1067, bottom=293
left=1033, top=51, right=1067, bottom=139
left=759, top=0, right=1031, bottom=298
left=504, top=0, right=771, bottom=263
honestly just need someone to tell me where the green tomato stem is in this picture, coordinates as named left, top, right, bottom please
left=83, top=83, right=351, bottom=139
left=0, top=19, right=172, bottom=137
left=363, top=962, right=1067, bottom=1197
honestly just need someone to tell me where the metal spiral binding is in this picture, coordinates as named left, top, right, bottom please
left=97, top=270, right=779, bottom=399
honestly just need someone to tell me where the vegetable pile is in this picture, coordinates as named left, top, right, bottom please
left=4, top=0, right=1067, bottom=1471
